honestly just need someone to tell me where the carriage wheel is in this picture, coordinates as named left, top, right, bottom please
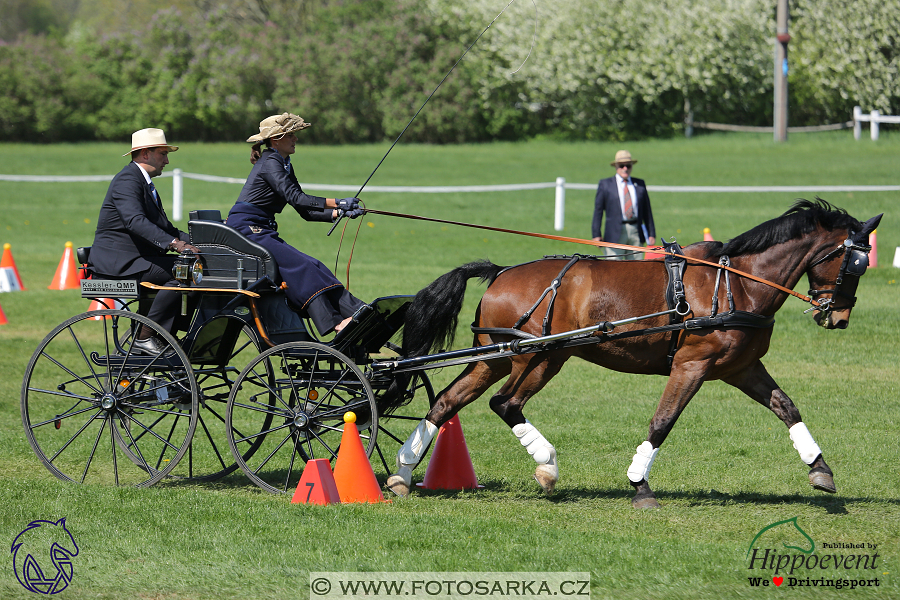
left=369, top=372, right=437, bottom=477
left=226, top=341, right=377, bottom=494
left=171, top=324, right=274, bottom=482
left=21, top=310, right=198, bottom=487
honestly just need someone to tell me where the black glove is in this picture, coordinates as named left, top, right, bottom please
left=169, top=239, right=201, bottom=254
left=344, top=208, right=364, bottom=219
left=336, top=197, right=360, bottom=211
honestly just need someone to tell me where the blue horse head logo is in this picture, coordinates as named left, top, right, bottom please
left=11, top=518, right=79, bottom=595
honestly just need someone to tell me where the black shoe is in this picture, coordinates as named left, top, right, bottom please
left=132, top=336, right=169, bottom=356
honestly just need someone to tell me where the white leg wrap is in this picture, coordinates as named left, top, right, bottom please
left=512, top=420, right=556, bottom=465
left=627, top=441, right=659, bottom=483
left=789, top=422, right=822, bottom=465
left=396, top=419, right=438, bottom=469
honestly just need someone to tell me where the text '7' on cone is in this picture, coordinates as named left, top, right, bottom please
left=332, top=412, right=387, bottom=503
left=291, top=459, right=341, bottom=505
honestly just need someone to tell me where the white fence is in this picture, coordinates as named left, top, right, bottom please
left=2, top=170, right=898, bottom=231
left=853, top=105, right=900, bottom=141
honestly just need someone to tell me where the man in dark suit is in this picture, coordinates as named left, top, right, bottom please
left=90, top=128, right=198, bottom=353
left=591, top=150, right=656, bottom=259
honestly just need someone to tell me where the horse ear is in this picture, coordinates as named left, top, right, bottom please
left=860, top=213, right=883, bottom=235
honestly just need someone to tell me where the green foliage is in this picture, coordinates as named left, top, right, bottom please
left=0, top=0, right=898, bottom=142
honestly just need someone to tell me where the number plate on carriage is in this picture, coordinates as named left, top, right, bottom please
left=80, top=279, right=140, bottom=298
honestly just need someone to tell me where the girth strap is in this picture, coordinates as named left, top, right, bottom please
left=512, top=255, right=581, bottom=336
left=662, top=240, right=689, bottom=370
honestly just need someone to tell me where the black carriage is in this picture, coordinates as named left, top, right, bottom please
left=21, top=210, right=434, bottom=492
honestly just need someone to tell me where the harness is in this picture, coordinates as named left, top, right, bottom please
left=470, top=248, right=775, bottom=370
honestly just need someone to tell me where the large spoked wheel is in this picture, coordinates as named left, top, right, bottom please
left=369, top=372, right=436, bottom=477
left=21, top=310, right=198, bottom=487
left=175, top=322, right=273, bottom=481
left=226, top=341, right=376, bottom=494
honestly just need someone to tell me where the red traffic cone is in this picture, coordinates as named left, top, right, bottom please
left=48, top=242, right=80, bottom=290
left=332, top=412, right=387, bottom=503
left=703, top=228, right=714, bottom=242
left=417, top=415, right=484, bottom=491
left=869, top=230, right=878, bottom=268
left=291, top=459, right=342, bottom=505
left=0, top=300, right=7, bottom=325
left=88, top=298, right=123, bottom=319
left=1, top=243, right=25, bottom=290
left=643, top=247, right=665, bottom=260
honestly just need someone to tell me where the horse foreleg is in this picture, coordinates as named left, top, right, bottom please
left=723, top=361, right=836, bottom=494
left=385, top=360, right=508, bottom=497
left=628, top=363, right=707, bottom=509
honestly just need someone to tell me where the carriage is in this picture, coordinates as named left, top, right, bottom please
left=21, top=200, right=882, bottom=508
left=20, top=209, right=435, bottom=492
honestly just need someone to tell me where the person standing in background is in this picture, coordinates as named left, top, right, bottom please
left=592, top=150, right=656, bottom=259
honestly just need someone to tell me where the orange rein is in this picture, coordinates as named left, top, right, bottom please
left=362, top=208, right=822, bottom=308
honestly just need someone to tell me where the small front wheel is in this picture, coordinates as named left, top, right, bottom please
left=226, top=341, right=377, bottom=494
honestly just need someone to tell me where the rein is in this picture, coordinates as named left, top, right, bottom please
left=363, top=207, right=823, bottom=308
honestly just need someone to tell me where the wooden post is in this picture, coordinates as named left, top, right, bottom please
left=774, top=0, right=790, bottom=143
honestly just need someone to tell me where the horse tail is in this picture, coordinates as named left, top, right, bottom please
left=402, top=259, right=504, bottom=358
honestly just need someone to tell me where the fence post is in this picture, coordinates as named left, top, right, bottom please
left=554, top=177, right=565, bottom=231
left=853, top=106, right=861, bottom=140
left=871, top=110, right=880, bottom=141
left=173, top=168, right=183, bottom=221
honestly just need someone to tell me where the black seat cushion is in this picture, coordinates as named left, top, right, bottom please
left=188, top=220, right=279, bottom=288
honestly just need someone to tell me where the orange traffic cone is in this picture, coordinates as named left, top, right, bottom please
left=0, top=300, right=7, bottom=325
left=644, top=247, right=665, bottom=260
left=48, top=242, right=80, bottom=290
left=291, top=458, right=342, bottom=505
left=88, top=298, right=123, bottom=319
left=869, top=230, right=878, bottom=268
left=417, top=415, right=484, bottom=491
left=332, top=412, right=387, bottom=503
left=703, top=228, right=714, bottom=241
left=1, top=243, right=25, bottom=290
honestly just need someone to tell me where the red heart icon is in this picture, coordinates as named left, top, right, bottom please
left=773, top=577, right=784, bottom=586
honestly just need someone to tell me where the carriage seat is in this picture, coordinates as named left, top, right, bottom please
left=188, top=210, right=280, bottom=290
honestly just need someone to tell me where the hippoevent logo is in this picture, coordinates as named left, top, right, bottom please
left=11, top=518, right=79, bottom=595
left=746, top=516, right=881, bottom=590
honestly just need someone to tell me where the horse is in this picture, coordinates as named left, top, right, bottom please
left=385, top=199, right=882, bottom=508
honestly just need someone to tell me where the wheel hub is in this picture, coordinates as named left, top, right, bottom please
left=100, top=394, right=118, bottom=411
left=293, top=412, right=310, bottom=429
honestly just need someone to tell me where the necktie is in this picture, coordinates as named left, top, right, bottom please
left=149, top=182, right=162, bottom=210
left=623, top=181, right=634, bottom=220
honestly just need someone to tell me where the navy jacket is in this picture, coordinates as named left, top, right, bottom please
left=90, top=162, right=186, bottom=276
left=232, top=149, right=331, bottom=222
left=591, top=176, right=655, bottom=244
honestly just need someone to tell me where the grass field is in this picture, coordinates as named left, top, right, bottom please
left=0, top=133, right=898, bottom=599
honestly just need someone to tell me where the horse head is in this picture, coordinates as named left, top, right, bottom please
left=11, top=518, right=79, bottom=594
left=807, top=212, right=882, bottom=330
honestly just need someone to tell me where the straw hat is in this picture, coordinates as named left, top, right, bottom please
left=246, top=113, right=311, bottom=143
left=123, top=128, right=178, bottom=156
left=610, top=150, right=637, bottom=167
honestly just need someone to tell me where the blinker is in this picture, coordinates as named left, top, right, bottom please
left=846, top=249, right=869, bottom=277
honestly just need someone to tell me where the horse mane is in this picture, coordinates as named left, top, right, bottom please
left=710, top=198, right=862, bottom=258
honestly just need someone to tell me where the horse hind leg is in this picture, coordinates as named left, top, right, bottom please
left=724, top=361, right=836, bottom=494
left=385, top=359, right=509, bottom=497
left=490, top=353, right=570, bottom=494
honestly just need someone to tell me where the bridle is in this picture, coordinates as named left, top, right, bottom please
left=804, top=232, right=872, bottom=314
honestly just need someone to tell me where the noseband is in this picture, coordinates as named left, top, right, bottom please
left=805, top=234, right=871, bottom=314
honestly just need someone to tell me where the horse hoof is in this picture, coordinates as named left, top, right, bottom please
left=385, top=474, right=410, bottom=497
left=534, top=464, right=558, bottom=494
left=632, top=495, right=660, bottom=509
left=809, top=469, right=837, bottom=494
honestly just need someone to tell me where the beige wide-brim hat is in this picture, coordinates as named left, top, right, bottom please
left=246, top=113, right=312, bottom=143
left=123, top=128, right=179, bottom=156
left=610, top=150, right=637, bottom=167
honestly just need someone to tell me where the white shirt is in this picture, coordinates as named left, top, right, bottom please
left=616, top=173, right=638, bottom=220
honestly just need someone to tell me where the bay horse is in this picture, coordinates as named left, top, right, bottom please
left=385, top=199, right=881, bottom=507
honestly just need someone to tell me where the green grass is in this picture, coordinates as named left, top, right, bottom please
left=1, top=133, right=898, bottom=599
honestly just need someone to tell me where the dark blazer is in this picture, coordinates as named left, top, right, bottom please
left=90, top=162, right=186, bottom=276
left=591, top=176, right=655, bottom=244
